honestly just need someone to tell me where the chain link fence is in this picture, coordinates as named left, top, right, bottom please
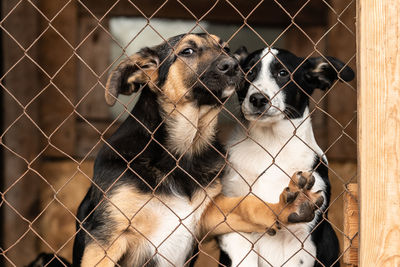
left=1, top=0, right=357, bottom=266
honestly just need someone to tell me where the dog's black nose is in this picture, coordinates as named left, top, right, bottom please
left=217, top=58, right=238, bottom=76
left=249, top=93, right=269, bottom=108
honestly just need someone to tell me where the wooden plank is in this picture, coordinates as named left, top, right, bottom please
left=38, top=0, right=77, bottom=157
left=328, top=161, right=358, bottom=265
left=1, top=1, right=41, bottom=265
left=77, top=17, right=111, bottom=121
left=194, top=240, right=220, bottom=267
left=79, top=0, right=329, bottom=27
left=343, top=183, right=358, bottom=266
left=75, top=120, right=119, bottom=159
left=326, top=0, right=357, bottom=161
left=38, top=161, right=93, bottom=262
left=285, top=26, right=329, bottom=150
left=358, top=0, right=400, bottom=266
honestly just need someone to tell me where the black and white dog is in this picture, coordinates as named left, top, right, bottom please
left=219, top=47, right=354, bottom=266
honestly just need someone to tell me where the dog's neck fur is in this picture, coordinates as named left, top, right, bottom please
left=161, top=101, right=221, bottom=157
left=120, top=88, right=220, bottom=158
left=98, top=87, right=224, bottom=197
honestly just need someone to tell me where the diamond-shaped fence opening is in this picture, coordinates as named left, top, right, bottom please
left=1, top=0, right=358, bottom=266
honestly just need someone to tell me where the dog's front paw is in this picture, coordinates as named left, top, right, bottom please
left=278, top=171, right=324, bottom=224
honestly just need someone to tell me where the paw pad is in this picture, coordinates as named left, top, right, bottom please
left=280, top=171, right=325, bottom=225
left=287, top=202, right=315, bottom=223
left=285, top=188, right=299, bottom=204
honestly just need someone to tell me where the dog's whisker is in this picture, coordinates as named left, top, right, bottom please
left=284, top=105, right=302, bottom=119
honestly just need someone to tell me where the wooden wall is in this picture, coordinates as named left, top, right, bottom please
left=1, top=1, right=41, bottom=264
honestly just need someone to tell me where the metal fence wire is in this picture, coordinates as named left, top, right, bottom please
left=0, top=0, right=358, bottom=266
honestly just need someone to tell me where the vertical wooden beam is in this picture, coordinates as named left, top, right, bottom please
left=343, top=183, right=358, bottom=266
left=1, top=1, right=41, bottom=265
left=326, top=0, right=357, bottom=161
left=38, top=0, right=77, bottom=157
left=38, top=161, right=92, bottom=261
left=77, top=17, right=110, bottom=121
left=358, top=0, right=400, bottom=266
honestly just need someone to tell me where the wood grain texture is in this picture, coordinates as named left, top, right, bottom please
left=1, top=1, right=41, bottom=265
left=326, top=0, right=357, bottom=161
left=344, top=183, right=358, bottom=266
left=358, top=0, right=400, bottom=266
left=38, top=161, right=92, bottom=262
left=77, top=17, right=111, bottom=121
left=79, top=0, right=329, bottom=27
left=38, top=0, right=77, bottom=157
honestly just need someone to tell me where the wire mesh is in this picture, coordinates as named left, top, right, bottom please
left=0, top=0, right=358, bottom=266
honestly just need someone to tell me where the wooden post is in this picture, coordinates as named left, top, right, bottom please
left=326, top=0, right=357, bottom=162
left=343, top=183, right=358, bottom=266
left=358, top=0, right=400, bottom=266
left=1, top=1, right=41, bottom=265
left=38, top=0, right=77, bottom=158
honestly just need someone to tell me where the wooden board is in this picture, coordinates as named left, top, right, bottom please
left=77, top=17, right=111, bottom=121
left=358, top=0, right=400, bottom=266
left=38, top=161, right=93, bottom=262
left=38, top=0, right=77, bottom=157
left=78, top=0, right=329, bottom=27
left=1, top=1, right=41, bottom=266
left=343, top=183, right=358, bottom=266
left=326, top=0, right=357, bottom=161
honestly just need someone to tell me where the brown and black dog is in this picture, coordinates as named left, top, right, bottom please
left=70, top=33, right=323, bottom=267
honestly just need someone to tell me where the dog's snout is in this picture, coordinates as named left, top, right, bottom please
left=249, top=93, right=270, bottom=109
left=217, top=58, right=238, bottom=75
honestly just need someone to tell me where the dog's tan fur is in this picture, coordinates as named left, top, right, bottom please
left=159, top=34, right=228, bottom=156
left=163, top=103, right=221, bottom=156
left=201, top=171, right=323, bottom=237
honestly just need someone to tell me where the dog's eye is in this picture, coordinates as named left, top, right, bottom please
left=246, top=68, right=254, bottom=76
left=278, top=69, right=289, bottom=77
left=141, top=63, right=153, bottom=69
left=180, top=48, right=195, bottom=56
left=245, top=68, right=255, bottom=80
left=223, top=47, right=230, bottom=53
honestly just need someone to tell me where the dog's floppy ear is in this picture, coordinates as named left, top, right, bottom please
left=105, top=47, right=159, bottom=106
left=303, top=56, right=355, bottom=90
left=233, top=46, right=248, bottom=65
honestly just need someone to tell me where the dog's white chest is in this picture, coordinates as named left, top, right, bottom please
left=146, top=195, right=211, bottom=266
left=223, top=134, right=317, bottom=203
left=220, top=226, right=316, bottom=267
left=220, top=121, right=324, bottom=267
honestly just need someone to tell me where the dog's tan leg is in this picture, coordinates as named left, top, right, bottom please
left=200, top=171, right=324, bottom=237
left=81, top=235, right=129, bottom=267
left=200, top=194, right=279, bottom=237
